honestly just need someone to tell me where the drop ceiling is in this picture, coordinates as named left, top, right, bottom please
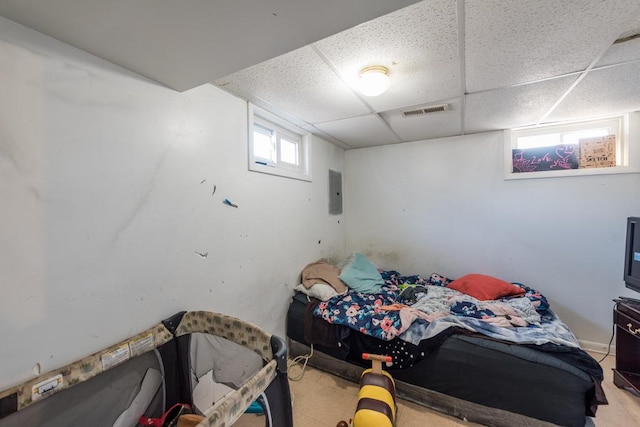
left=0, top=0, right=419, bottom=91
left=1, top=0, right=640, bottom=149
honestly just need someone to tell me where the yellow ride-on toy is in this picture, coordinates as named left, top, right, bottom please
left=337, top=353, right=397, bottom=427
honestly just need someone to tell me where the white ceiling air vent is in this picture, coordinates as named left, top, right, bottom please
left=402, top=104, right=449, bottom=118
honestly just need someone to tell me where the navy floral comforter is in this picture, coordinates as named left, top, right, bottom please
left=313, top=270, right=566, bottom=345
left=315, top=283, right=403, bottom=340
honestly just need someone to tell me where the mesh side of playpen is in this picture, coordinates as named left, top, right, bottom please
left=0, top=311, right=293, bottom=427
left=0, top=323, right=174, bottom=423
left=174, top=311, right=282, bottom=427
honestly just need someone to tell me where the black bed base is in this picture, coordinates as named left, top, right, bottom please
left=286, top=290, right=601, bottom=427
left=289, top=339, right=593, bottom=427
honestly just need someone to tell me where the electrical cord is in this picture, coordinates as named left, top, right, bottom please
left=597, top=320, right=615, bottom=363
left=287, top=343, right=314, bottom=381
left=597, top=299, right=619, bottom=364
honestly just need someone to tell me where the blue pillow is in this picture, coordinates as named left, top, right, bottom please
left=339, top=253, right=384, bottom=293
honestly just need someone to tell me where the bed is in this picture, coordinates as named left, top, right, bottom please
left=0, top=310, right=293, bottom=427
left=287, top=256, right=607, bottom=427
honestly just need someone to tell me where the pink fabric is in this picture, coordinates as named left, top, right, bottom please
left=380, top=304, right=447, bottom=332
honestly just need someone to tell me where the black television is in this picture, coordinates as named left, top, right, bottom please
left=624, top=217, right=640, bottom=293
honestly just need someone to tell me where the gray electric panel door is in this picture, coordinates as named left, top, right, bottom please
left=329, top=170, right=342, bottom=215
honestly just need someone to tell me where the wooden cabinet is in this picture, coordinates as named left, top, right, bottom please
left=613, top=300, right=640, bottom=393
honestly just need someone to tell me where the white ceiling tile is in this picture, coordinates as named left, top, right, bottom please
left=598, top=39, right=640, bottom=67
left=545, top=62, right=640, bottom=123
left=0, top=0, right=421, bottom=91
left=617, top=12, right=640, bottom=38
left=465, top=0, right=640, bottom=92
left=7, top=0, right=638, bottom=149
left=381, top=98, right=462, bottom=142
left=215, top=46, right=369, bottom=123
left=314, top=114, right=401, bottom=148
left=464, top=76, right=579, bottom=134
left=314, top=0, right=460, bottom=112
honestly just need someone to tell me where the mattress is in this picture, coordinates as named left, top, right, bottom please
left=287, top=292, right=603, bottom=427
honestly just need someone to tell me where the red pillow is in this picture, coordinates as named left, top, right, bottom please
left=447, top=274, right=525, bottom=301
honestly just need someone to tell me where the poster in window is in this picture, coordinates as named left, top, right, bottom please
left=512, top=144, right=579, bottom=173
left=579, top=135, right=616, bottom=169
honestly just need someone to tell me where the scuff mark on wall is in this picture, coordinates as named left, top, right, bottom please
left=223, top=198, right=238, bottom=208
left=362, top=249, right=401, bottom=269
left=0, top=136, right=20, bottom=174
left=112, top=142, right=172, bottom=243
left=318, top=251, right=343, bottom=266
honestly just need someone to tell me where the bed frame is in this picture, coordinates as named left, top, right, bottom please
left=287, top=292, right=600, bottom=427
left=289, top=339, right=564, bottom=427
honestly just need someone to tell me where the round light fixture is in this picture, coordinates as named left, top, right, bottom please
left=358, top=65, right=390, bottom=97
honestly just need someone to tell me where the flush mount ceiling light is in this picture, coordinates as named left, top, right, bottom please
left=358, top=65, right=390, bottom=97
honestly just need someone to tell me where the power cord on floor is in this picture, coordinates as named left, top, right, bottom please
left=288, top=344, right=314, bottom=381
left=598, top=325, right=616, bottom=363
left=597, top=317, right=616, bottom=364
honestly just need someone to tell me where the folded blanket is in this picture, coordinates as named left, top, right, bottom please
left=301, top=260, right=347, bottom=293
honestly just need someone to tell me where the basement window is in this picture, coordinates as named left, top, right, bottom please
left=248, top=104, right=311, bottom=181
left=504, top=114, right=640, bottom=179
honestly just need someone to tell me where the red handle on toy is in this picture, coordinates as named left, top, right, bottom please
left=362, top=353, right=392, bottom=363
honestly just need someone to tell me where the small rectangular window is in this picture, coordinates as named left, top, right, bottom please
left=280, top=136, right=299, bottom=166
left=504, top=114, right=639, bottom=179
left=248, top=104, right=311, bottom=181
left=253, top=123, right=276, bottom=164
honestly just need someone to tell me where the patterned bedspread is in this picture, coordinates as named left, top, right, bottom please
left=315, top=283, right=403, bottom=340
left=313, top=271, right=579, bottom=347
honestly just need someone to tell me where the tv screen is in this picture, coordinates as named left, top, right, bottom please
left=624, top=217, right=640, bottom=293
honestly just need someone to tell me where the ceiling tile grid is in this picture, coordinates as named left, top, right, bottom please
left=464, top=75, right=580, bottom=134
left=215, top=46, right=370, bottom=124
left=2, top=0, right=639, bottom=149
left=314, top=114, right=402, bottom=149
left=314, top=0, right=461, bottom=113
left=214, top=0, right=640, bottom=148
left=464, top=0, right=640, bottom=93
left=545, top=61, right=640, bottom=123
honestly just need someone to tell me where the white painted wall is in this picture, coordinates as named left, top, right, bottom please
left=0, top=17, right=345, bottom=389
left=345, top=130, right=640, bottom=347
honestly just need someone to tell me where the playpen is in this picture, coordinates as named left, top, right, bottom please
left=0, top=311, right=293, bottom=427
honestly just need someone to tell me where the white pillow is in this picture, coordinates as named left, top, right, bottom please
left=295, top=283, right=339, bottom=301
